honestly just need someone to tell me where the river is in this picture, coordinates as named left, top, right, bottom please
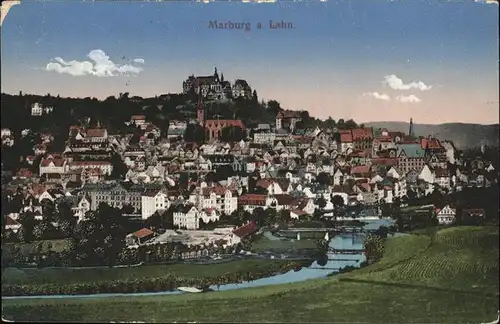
left=2, top=219, right=398, bottom=300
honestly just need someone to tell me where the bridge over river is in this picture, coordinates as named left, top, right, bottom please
left=279, top=226, right=376, bottom=235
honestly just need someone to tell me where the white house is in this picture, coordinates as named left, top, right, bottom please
left=39, top=158, right=66, bottom=176
left=199, top=208, right=220, bottom=224
left=68, top=161, right=113, bottom=176
left=434, top=168, right=451, bottom=190
left=72, top=195, right=91, bottom=223
left=1, top=128, right=11, bottom=137
left=193, top=184, right=238, bottom=216
left=418, top=165, right=435, bottom=184
left=141, top=190, right=170, bottom=220
left=436, top=205, right=456, bottom=225
left=173, top=205, right=199, bottom=230
left=386, top=166, right=402, bottom=179
left=31, top=103, right=44, bottom=116
left=253, top=131, right=276, bottom=144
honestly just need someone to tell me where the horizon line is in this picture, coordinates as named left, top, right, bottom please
left=2, top=91, right=498, bottom=126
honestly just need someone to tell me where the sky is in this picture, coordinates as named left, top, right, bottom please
left=1, top=0, right=499, bottom=124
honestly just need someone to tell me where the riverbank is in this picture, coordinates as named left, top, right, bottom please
left=2, top=259, right=311, bottom=296
left=1, top=258, right=296, bottom=286
left=2, top=226, right=498, bottom=323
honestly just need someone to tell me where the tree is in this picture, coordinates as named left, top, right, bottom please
left=32, top=221, right=49, bottom=240
left=316, top=197, right=327, bottom=210
left=56, top=201, right=74, bottom=223
left=315, top=253, right=328, bottom=267
left=184, top=124, right=206, bottom=143
left=146, top=211, right=163, bottom=230
left=59, top=219, right=74, bottom=237
left=252, top=90, right=258, bottom=103
left=344, top=119, right=358, bottom=129
left=267, top=100, right=281, bottom=114
left=220, top=126, right=245, bottom=142
left=364, top=234, right=385, bottom=264
left=316, top=172, right=331, bottom=186
left=252, top=207, right=266, bottom=226
left=110, top=153, right=127, bottom=179
left=331, top=195, right=345, bottom=208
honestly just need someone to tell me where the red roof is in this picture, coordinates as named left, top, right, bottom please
left=420, top=137, right=442, bottom=150
left=340, top=133, right=353, bottom=143
left=375, top=135, right=393, bottom=143
left=204, top=208, right=216, bottom=214
left=291, top=209, right=307, bottom=216
left=371, top=158, right=398, bottom=166
left=351, top=128, right=373, bottom=141
left=238, top=194, right=267, bottom=205
left=351, top=165, right=371, bottom=175
left=133, top=228, right=155, bottom=239
left=255, top=179, right=273, bottom=189
left=232, top=221, right=258, bottom=238
left=202, top=185, right=234, bottom=197
left=86, top=128, right=107, bottom=138
left=41, top=158, right=65, bottom=167
left=205, top=119, right=245, bottom=130
left=72, top=161, right=111, bottom=166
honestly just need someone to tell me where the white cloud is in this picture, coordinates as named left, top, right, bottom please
left=133, top=58, right=145, bottom=64
left=474, top=0, right=499, bottom=5
left=363, top=92, right=391, bottom=101
left=396, top=95, right=421, bottom=103
left=46, top=49, right=143, bottom=77
left=384, top=74, right=432, bottom=91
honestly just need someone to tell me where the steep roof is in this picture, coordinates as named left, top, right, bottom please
left=340, top=133, right=353, bottom=143
left=397, top=144, right=425, bottom=158
left=132, top=228, right=155, bottom=239
left=232, top=221, right=258, bottom=238
left=351, top=165, right=371, bottom=175
left=86, top=128, right=107, bottom=138
left=351, top=128, right=373, bottom=141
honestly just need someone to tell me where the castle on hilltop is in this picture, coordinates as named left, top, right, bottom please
left=182, top=67, right=252, bottom=101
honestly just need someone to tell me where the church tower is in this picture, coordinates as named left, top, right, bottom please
left=214, top=67, right=220, bottom=83
left=408, top=117, right=414, bottom=138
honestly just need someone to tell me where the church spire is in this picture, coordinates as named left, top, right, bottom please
left=409, top=118, right=414, bottom=138
left=214, top=66, right=219, bottom=82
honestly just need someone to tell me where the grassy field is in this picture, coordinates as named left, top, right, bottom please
left=3, top=239, right=71, bottom=257
left=2, top=226, right=499, bottom=323
left=2, top=259, right=289, bottom=286
left=250, top=233, right=319, bottom=253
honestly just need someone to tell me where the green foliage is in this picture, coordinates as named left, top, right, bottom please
left=364, top=234, right=385, bottom=264
left=220, top=126, right=245, bottom=142
left=183, top=124, right=206, bottom=143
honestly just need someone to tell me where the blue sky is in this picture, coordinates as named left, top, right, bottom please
left=1, top=0, right=498, bottom=124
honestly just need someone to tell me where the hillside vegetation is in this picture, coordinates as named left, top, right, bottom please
left=2, top=226, right=499, bottom=323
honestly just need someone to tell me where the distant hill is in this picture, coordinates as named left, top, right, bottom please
left=364, top=121, right=499, bottom=149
